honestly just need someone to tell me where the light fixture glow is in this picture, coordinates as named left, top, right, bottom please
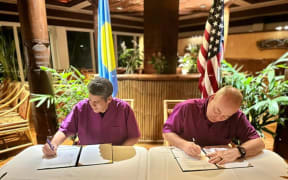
left=117, top=7, right=123, bottom=10
left=275, top=26, right=282, bottom=31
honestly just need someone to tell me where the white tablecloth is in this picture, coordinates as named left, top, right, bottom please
left=147, top=147, right=288, bottom=180
left=0, top=145, right=147, bottom=180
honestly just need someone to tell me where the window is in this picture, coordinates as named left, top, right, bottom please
left=67, top=31, right=92, bottom=69
left=0, top=26, right=19, bottom=81
left=116, top=34, right=140, bottom=67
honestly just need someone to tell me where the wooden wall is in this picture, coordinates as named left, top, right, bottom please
left=117, top=74, right=201, bottom=142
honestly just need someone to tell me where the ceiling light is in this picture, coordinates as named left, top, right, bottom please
left=117, top=7, right=123, bottom=10
left=275, top=26, right=282, bottom=31
left=200, top=4, right=206, bottom=9
left=284, top=25, right=288, bottom=30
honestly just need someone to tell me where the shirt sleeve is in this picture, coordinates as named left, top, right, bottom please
left=125, top=105, right=141, bottom=139
left=58, top=105, right=78, bottom=137
left=235, top=112, right=260, bottom=143
left=163, top=103, right=184, bottom=134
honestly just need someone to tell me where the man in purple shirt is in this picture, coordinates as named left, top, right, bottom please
left=163, top=86, right=265, bottom=165
left=43, top=78, right=140, bottom=157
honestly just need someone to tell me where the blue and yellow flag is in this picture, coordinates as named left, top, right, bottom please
left=98, top=0, right=118, bottom=97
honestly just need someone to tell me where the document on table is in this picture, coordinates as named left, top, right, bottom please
left=78, top=144, right=113, bottom=166
left=39, top=146, right=80, bottom=170
left=202, top=147, right=252, bottom=169
left=38, top=144, right=113, bottom=170
left=171, top=147, right=252, bottom=172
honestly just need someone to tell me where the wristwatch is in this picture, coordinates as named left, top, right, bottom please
left=237, top=146, right=246, bottom=159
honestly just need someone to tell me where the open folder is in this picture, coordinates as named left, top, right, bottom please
left=38, top=144, right=113, bottom=170
left=171, top=147, right=252, bottom=172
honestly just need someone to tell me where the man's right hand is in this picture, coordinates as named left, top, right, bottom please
left=42, top=143, right=58, bottom=158
left=182, top=141, right=201, bottom=157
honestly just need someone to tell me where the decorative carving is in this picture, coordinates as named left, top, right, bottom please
left=257, top=39, right=288, bottom=50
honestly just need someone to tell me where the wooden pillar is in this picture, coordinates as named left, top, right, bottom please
left=17, top=0, right=58, bottom=143
left=144, top=0, right=179, bottom=74
left=90, top=0, right=98, bottom=73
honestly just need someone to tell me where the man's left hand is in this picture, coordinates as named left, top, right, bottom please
left=207, top=148, right=240, bottom=165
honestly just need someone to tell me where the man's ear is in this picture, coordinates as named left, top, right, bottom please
left=210, top=94, right=216, bottom=100
left=107, top=96, right=113, bottom=103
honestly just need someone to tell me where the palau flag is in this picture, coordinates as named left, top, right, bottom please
left=98, top=0, right=118, bottom=97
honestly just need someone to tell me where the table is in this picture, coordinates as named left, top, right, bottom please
left=148, top=147, right=288, bottom=180
left=0, top=145, right=147, bottom=180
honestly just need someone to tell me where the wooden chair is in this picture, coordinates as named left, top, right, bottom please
left=0, top=89, right=33, bottom=154
left=0, top=82, right=21, bottom=108
left=122, top=99, right=134, bottom=109
left=0, top=84, right=24, bottom=114
left=163, top=100, right=185, bottom=146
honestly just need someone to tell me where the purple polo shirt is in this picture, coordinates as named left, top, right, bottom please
left=163, top=98, right=259, bottom=146
left=59, top=98, right=140, bottom=145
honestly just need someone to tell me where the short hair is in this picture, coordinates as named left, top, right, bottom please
left=87, top=77, right=113, bottom=99
left=215, top=86, right=243, bottom=107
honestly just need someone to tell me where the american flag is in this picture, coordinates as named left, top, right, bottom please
left=197, top=0, right=224, bottom=98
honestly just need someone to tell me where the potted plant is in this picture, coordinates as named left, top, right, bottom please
left=118, top=41, right=143, bottom=74
left=149, top=52, right=168, bottom=74
left=221, top=52, right=288, bottom=138
left=178, top=44, right=199, bottom=74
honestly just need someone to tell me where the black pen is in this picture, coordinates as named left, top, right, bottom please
left=0, top=172, right=7, bottom=180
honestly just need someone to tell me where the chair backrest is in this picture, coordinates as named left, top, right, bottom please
left=163, top=100, right=185, bottom=123
left=0, top=82, right=21, bottom=106
left=122, top=99, right=134, bottom=110
left=18, top=89, right=30, bottom=120
left=163, top=100, right=185, bottom=146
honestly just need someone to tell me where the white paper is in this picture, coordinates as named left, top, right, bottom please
left=78, top=145, right=112, bottom=166
left=171, top=147, right=217, bottom=171
left=171, top=147, right=251, bottom=172
left=203, top=147, right=252, bottom=169
left=39, top=146, right=80, bottom=169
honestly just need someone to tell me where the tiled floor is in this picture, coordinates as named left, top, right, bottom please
left=0, top=123, right=286, bottom=167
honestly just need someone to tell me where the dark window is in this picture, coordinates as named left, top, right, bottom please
left=67, top=31, right=92, bottom=69
left=0, top=26, right=19, bottom=81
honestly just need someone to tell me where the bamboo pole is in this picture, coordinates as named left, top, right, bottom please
left=17, top=0, right=58, bottom=143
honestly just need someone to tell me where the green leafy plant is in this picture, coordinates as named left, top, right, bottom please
left=118, top=41, right=143, bottom=74
left=30, top=66, right=89, bottom=121
left=221, top=52, right=288, bottom=137
left=178, top=44, right=199, bottom=74
left=149, top=52, right=168, bottom=74
left=0, top=30, right=19, bottom=81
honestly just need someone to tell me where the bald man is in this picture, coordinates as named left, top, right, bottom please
left=163, top=86, right=265, bottom=165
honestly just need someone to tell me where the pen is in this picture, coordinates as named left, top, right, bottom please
left=46, top=138, right=54, bottom=151
left=0, top=172, right=7, bottom=180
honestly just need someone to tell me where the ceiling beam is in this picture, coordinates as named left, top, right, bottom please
left=71, top=0, right=91, bottom=9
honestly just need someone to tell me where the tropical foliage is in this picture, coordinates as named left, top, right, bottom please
left=178, top=44, right=199, bottom=74
left=149, top=52, right=168, bottom=74
left=0, top=30, right=19, bottom=81
left=118, top=41, right=143, bottom=74
left=30, top=66, right=89, bottom=120
left=221, top=52, right=288, bottom=137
